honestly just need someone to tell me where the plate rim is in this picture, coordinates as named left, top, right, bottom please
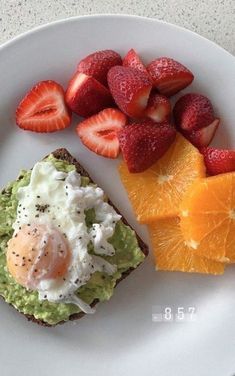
left=0, top=13, right=234, bottom=62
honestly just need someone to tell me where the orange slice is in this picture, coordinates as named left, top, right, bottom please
left=180, top=173, right=235, bottom=263
left=119, top=133, right=205, bottom=223
left=148, top=217, right=224, bottom=274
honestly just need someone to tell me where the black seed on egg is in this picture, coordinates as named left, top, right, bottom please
left=37, top=195, right=40, bottom=198
left=19, top=227, right=21, bottom=230
left=59, top=294, right=63, bottom=298
left=79, top=236, right=82, bottom=240
left=44, top=295, right=47, bottom=299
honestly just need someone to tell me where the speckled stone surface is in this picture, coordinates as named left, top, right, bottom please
left=0, top=0, right=235, bottom=55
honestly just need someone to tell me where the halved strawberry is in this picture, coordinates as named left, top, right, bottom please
left=201, top=147, right=235, bottom=176
left=182, top=118, right=220, bottom=148
left=147, top=57, right=194, bottom=97
left=123, top=49, right=149, bottom=77
left=145, top=92, right=171, bottom=122
left=107, top=66, right=152, bottom=118
left=76, top=108, right=127, bottom=158
left=77, top=50, right=122, bottom=86
left=119, top=121, right=176, bottom=173
left=66, top=72, right=113, bottom=118
left=173, top=93, right=215, bottom=132
left=16, top=80, right=71, bottom=133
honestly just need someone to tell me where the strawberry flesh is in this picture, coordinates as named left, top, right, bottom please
left=147, top=57, right=194, bottom=97
left=66, top=72, right=113, bottom=118
left=119, top=122, right=176, bottom=173
left=182, top=118, right=220, bottom=148
left=77, top=50, right=122, bottom=86
left=123, top=49, right=149, bottom=77
left=145, top=92, right=171, bottom=122
left=16, top=80, right=71, bottom=133
left=173, top=93, right=215, bottom=132
left=76, top=108, right=127, bottom=158
left=201, top=147, right=235, bottom=176
left=107, top=66, right=152, bottom=118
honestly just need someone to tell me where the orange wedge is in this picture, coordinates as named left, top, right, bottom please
left=148, top=217, right=224, bottom=274
left=180, top=173, right=235, bottom=263
left=119, top=133, right=205, bottom=223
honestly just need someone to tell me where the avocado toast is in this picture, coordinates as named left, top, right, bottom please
left=0, top=148, right=148, bottom=326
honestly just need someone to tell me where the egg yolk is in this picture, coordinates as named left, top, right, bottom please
left=7, top=224, right=71, bottom=290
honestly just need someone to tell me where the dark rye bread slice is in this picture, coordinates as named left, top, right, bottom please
left=3, top=148, right=148, bottom=327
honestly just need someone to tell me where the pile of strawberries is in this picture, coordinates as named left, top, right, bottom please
left=16, top=49, right=235, bottom=176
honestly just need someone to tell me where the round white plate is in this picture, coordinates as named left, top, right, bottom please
left=1, top=15, right=235, bottom=376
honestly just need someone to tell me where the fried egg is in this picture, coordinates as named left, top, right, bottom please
left=6, top=161, right=121, bottom=313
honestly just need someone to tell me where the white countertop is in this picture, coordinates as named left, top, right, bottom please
left=0, top=0, right=235, bottom=55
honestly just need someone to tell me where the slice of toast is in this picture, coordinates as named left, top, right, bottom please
left=1, top=148, right=148, bottom=326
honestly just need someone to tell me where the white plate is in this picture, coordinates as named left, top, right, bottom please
left=1, top=14, right=235, bottom=376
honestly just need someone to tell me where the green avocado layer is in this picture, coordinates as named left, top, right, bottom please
left=0, top=156, right=145, bottom=325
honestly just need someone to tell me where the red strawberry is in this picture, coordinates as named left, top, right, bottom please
left=66, top=72, right=113, bottom=118
left=119, top=122, right=176, bottom=173
left=107, top=66, right=152, bottom=118
left=16, top=80, right=71, bottom=133
left=201, top=147, right=235, bottom=176
left=147, top=57, right=194, bottom=97
left=173, top=93, right=215, bottom=132
left=77, top=50, right=122, bottom=86
left=76, top=108, right=127, bottom=158
left=123, top=49, right=149, bottom=76
left=145, top=93, right=171, bottom=123
left=182, top=118, right=219, bottom=148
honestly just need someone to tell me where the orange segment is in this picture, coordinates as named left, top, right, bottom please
left=119, top=133, right=205, bottom=223
left=180, top=173, right=235, bottom=263
left=148, top=217, right=224, bottom=274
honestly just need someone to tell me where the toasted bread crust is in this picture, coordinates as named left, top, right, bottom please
left=2, top=148, right=148, bottom=326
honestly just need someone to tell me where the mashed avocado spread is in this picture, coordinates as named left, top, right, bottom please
left=0, top=156, right=145, bottom=325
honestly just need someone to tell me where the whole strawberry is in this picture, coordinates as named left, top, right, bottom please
left=119, top=121, right=176, bottom=173
left=147, top=57, right=194, bottom=97
left=201, top=147, right=235, bottom=176
left=77, top=49, right=122, bottom=86
left=107, top=66, right=152, bottom=118
left=173, top=93, right=215, bottom=132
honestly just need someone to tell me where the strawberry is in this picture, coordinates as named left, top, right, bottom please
left=201, top=147, right=235, bottom=176
left=173, top=93, right=215, bottom=132
left=76, top=108, right=127, bottom=158
left=65, top=72, right=113, bottom=118
left=145, top=93, right=171, bottom=123
left=182, top=118, right=220, bottom=148
left=16, top=80, right=71, bottom=133
left=147, top=57, right=194, bottom=97
left=123, top=49, right=149, bottom=76
left=107, top=66, right=152, bottom=118
left=119, top=122, right=176, bottom=173
left=77, top=50, right=122, bottom=86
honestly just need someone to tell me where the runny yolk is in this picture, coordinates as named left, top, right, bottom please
left=6, top=224, right=71, bottom=290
